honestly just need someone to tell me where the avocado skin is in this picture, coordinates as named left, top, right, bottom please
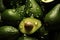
left=44, top=4, right=60, bottom=31
left=0, top=26, right=19, bottom=39
left=1, top=9, right=21, bottom=21
left=16, top=5, right=26, bottom=19
left=25, top=0, right=43, bottom=19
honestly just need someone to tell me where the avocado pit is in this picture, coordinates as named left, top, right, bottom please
left=24, top=22, right=33, bottom=32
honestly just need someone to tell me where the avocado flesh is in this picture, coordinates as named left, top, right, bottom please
left=19, top=18, right=42, bottom=34
left=26, top=0, right=43, bottom=18
left=44, top=4, right=60, bottom=25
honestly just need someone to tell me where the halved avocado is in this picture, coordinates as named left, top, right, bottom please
left=19, top=17, right=42, bottom=34
left=18, top=36, right=37, bottom=40
left=41, top=0, right=54, bottom=3
left=0, top=26, right=19, bottom=39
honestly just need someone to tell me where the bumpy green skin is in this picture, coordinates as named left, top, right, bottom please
left=26, top=0, right=43, bottom=18
left=18, top=36, right=37, bottom=40
left=19, top=17, right=42, bottom=34
left=0, top=0, right=5, bottom=12
left=1, top=9, right=23, bottom=21
left=0, top=26, right=19, bottom=38
left=16, top=5, right=25, bottom=18
left=44, top=4, right=60, bottom=25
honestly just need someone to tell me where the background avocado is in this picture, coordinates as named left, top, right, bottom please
left=44, top=4, right=60, bottom=31
left=25, top=0, right=43, bottom=19
left=16, top=5, right=26, bottom=19
left=1, top=9, right=23, bottom=21
left=19, top=17, right=42, bottom=34
left=0, top=26, right=19, bottom=40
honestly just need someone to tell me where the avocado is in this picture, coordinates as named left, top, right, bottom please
left=0, top=26, right=19, bottom=39
left=18, top=36, right=37, bottom=40
left=1, top=9, right=23, bottom=21
left=25, top=0, right=43, bottom=18
left=16, top=5, right=25, bottom=18
left=44, top=4, right=60, bottom=30
left=19, top=17, right=42, bottom=34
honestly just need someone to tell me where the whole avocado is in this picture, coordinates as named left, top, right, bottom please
left=25, top=0, right=43, bottom=18
left=19, top=17, right=42, bottom=34
left=0, top=26, right=19, bottom=39
left=1, top=9, right=24, bottom=21
left=44, top=4, right=60, bottom=30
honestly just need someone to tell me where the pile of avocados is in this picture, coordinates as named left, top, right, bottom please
left=0, top=0, right=60, bottom=40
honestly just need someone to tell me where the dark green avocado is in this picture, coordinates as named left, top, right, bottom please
left=44, top=4, right=60, bottom=30
left=1, top=9, right=23, bottom=21
left=16, top=5, right=25, bottom=18
left=44, top=4, right=60, bottom=24
left=19, top=17, right=42, bottom=34
left=26, top=0, right=43, bottom=18
left=0, top=26, right=19, bottom=38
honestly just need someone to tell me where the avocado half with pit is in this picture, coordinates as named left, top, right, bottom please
left=19, top=18, right=42, bottom=34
